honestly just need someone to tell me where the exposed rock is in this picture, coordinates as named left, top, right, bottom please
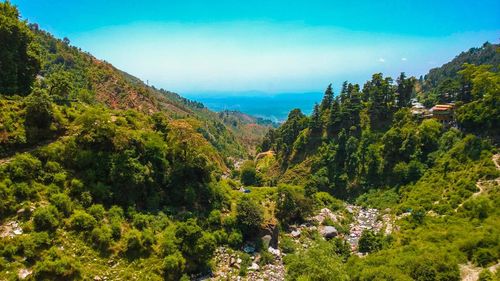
left=320, top=226, right=338, bottom=239
left=18, top=268, right=32, bottom=279
left=0, top=221, right=23, bottom=238
left=261, top=235, right=272, bottom=249
left=259, top=224, right=279, bottom=249
left=290, top=229, right=301, bottom=238
left=248, top=262, right=260, bottom=271
left=268, top=247, right=281, bottom=256
left=313, top=208, right=340, bottom=224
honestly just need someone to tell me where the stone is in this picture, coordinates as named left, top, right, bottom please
left=259, top=224, right=279, bottom=249
left=268, top=246, right=281, bottom=256
left=18, top=268, right=32, bottom=280
left=320, top=226, right=338, bottom=239
left=248, top=262, right=260, bottom=271
left=290, top=229, right=301, bottom=238
left=261, top=235, right=272, bottom=249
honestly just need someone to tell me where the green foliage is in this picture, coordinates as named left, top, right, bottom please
left=49, top=193, right=72, bottom=217
left=284, top=240, right=349, bottom=281
left=33, top=205, right=60, bottom=231
left=240, top=160, right=260, bottom=186
left=0, top=1, right=41, bottom=95
left=358, top=230, right=384, bottom=253
left=68, top=210, right=97, bottom=232
left=32, top=247, right=81, bottom=280
left=275, top=185, right=313, bottom=226
left=236, top=197, right=264, bottom=237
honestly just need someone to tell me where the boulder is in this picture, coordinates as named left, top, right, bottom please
left=320, top=226, right=338, bottom=239
left=259, top=224, right=279, bottom=249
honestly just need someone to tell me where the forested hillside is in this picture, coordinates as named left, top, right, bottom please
left=1, top=1, right=499, bottom=280
left=245, top=43, right=499, bottom=279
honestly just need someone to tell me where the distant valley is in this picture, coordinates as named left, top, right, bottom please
left=186, top=92, right=323, bottom=122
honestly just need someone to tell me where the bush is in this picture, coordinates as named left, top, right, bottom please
left=259, top=250, right=274, bottom=266
left=32, top=248, right=81, bottom=280
left=163, top=252, right=186, bottom=280
left=284, top=241, right=348, bottom=281
left=478, top=269, right=494, bottom=281
left=91, top=226, right=113, bottom=251
left=87, top=204, right=105, bottom=221
left=236, top=198, right=264, bottom=237
left=227, top=230, right=243, bottom=248
left=108, top=205, right=124, bottom=221
left=276, top=185, right=313, bottom=226
left=49, top=193, right=73, bottom=217
left=473, top=248, right=497, bottom=267
left=358, top=230, right=384, bottom=254
left=33, top=205, right=60, bottom=232
left=124, top=229, right=145, bottom=257
left=19, top=232, right=50, bottom=260
left=280, top=236, right=296, bottom=254
left=68, top=210, right=97, bottom=232
left=240, top=161, right=260, bottom=186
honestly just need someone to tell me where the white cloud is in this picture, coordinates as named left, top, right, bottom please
left=378, top=57, right=386, bottom=63
left=401, top=57, right=407, bottom=61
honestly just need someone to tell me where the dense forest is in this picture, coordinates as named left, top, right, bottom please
left=1, top=1, right=499, bottom=280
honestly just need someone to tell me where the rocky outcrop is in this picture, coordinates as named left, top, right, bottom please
left=259, top=224, right=279, bottom=249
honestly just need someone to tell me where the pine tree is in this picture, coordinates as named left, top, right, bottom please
left=320, top=84, right=334, bottom=112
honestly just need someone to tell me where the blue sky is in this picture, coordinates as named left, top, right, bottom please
left=11, top=0, right=500, bottom=94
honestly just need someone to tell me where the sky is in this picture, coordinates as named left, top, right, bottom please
left=10, top=0, right=500, bottom=94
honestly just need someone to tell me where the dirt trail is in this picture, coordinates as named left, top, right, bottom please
left=456, top=154, right=500, bottom=211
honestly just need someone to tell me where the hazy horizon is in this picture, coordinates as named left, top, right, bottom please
left=11, top=0, right=500, bottom=94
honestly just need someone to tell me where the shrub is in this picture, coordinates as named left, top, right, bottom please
left=163, top=251, right=186, bottom=280
left=275, top=185, right=313, bottom=226
left=124, top=229, right=144, bottom=257
left=240, top=161, right=259, bottom=186
left=91, top=226, right=113, bottom=251
left=473, top=248, right=497, bottom=267
left=236, top=198, right=264, bottom=237
left=227, top=230, right=243, bottom=248
left=33, top=205, right=60, bottom=232
left=110, top=221, right=122, bottom=240
left=280, top=236, right=296, bottom=254
left=32, top=248, right=81, bottom=280
left=284, top=241, right=348, bottom=281
left=68, top=210, right=97, bottom=232
left=19, top=232, right=50, bottom=260
left=108, top=205, right=124, bottom=222
left=259, top=250, right=274, bottom=266
left=87, top=204, right=105, bottom=221
left=49, top=193, right=73, bottom=217
left=358, top=230, right=384, bottom=254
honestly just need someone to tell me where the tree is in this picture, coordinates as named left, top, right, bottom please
left=396, top=72, right=416, bottom=108
left=276, top=185, right=313, bottom=226
left=236, top=197, right=263, bottom=237
left=240, top=160, right=259, bottom=186
left=0, top=1, right=40, bottom=95
left=46, top=70, right=73, bottom=99
left=24, top=89, right=53, bottom=130
left=320, top=84, right=334, bottom=112
left=358, top=230, right=383, bottom=253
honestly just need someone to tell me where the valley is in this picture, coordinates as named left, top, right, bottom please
left=0, top=1, right=499, bottom=281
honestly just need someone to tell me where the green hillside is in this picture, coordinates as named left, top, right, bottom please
left=1, top=1, right=499, bottom=280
